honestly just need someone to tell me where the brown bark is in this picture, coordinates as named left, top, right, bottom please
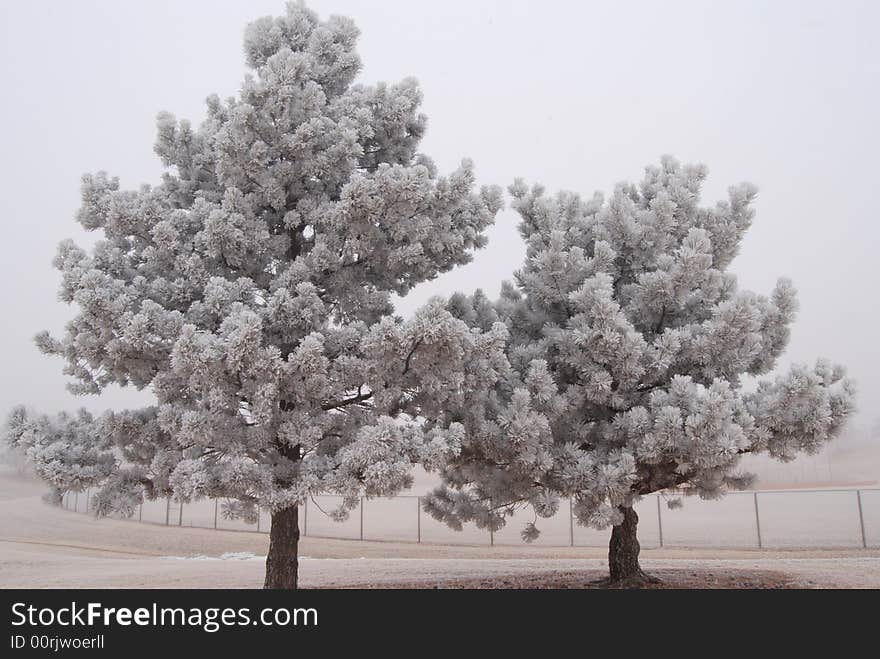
left=603, top=505, right=660, bottom=587
left=264, top=506, right=300, bottom=589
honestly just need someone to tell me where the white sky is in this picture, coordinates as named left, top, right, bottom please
left=1, top=0, right=877, bottom=440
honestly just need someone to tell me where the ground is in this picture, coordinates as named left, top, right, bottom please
left=1, top=469, right=878, bottom=588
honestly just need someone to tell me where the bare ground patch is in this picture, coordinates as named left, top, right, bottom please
left=355, top=567, right=801, bottom=589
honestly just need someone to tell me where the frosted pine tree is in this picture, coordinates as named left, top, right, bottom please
left=424, top=157, right=855, bottom=586
left=3, top=2, right=503, bottom=589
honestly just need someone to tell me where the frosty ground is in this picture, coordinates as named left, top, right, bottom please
left=1, top=469, right=878, bottom=589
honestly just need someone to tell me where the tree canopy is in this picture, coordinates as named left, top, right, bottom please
left=6, top=2, right=504, bottom=540
left=424, top=157, right=855, bottom=556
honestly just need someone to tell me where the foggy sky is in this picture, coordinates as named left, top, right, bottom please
left=1, top=0, right=877, bottom=436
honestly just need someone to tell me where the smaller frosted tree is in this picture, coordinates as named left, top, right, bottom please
left=424, top=157, right=855, bottom=586
left=3, top=2, right=504, bottom=590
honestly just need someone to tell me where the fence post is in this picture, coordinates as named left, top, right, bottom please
left=165, top=497, right=170, bottom=526
left=213, top=499, right=218, bottom=529
left=753, top=492, right=762, bottom=549
left=359, top=497, right=364, bottom=541
left=304, top=498, right=308, bottom=537
left=178, top=501, right=183, bottom=526
left=657, top=495, right=664, bottom=548
left=256, top=511, right=260, bottom=533
left=138, top=502, right=142, bottom=522
left=489, top=499, right=495, bottom=547
left=417, top=497, right=421, bottom=544
left=85, top=488, right=90, bottom=513
left=569, top=498, right=574, bottom=547
left=74, top=491, right=79, bottom=513
left=857, top=490, right=867, bottom=549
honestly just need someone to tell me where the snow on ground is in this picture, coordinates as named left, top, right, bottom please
left=2, top=468, right=879, bottom=588
left=160, top=552, right=266, bottom=561
left=4, top=542, right=880, bottom=588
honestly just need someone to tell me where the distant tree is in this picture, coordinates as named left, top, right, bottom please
left=424, top=157, right=855, bottom=586
left=3, top=2, right=503, bottom=589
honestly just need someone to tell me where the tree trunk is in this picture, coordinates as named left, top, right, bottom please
left=604, top=505, right=659, bottom=587
left=264, top=506, right=300, bottom=589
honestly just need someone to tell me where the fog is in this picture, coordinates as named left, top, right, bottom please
left=1, top=1, right=877, bottom=477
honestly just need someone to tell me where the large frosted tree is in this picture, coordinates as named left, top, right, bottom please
left=4, top=2, right=503, bottom=589
left=424, top=157, right=855, bottom=586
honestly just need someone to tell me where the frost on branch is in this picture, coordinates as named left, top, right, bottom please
left=4, top=2, right=503, bottom=528
left=3, top=406, right=116, bottom=507
left=423, top=157, right=855, bottom=542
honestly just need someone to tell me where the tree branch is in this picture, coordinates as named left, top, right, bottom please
left=653, top=306, right=667, bottom=335
left=636, top=380, right=667, bottom=395
left=401, top=339, right=423, bottom=376
left=321, top=390, right=374, bottom=411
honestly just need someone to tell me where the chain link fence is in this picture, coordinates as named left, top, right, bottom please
left=61, top=488, right=880, bottom=550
